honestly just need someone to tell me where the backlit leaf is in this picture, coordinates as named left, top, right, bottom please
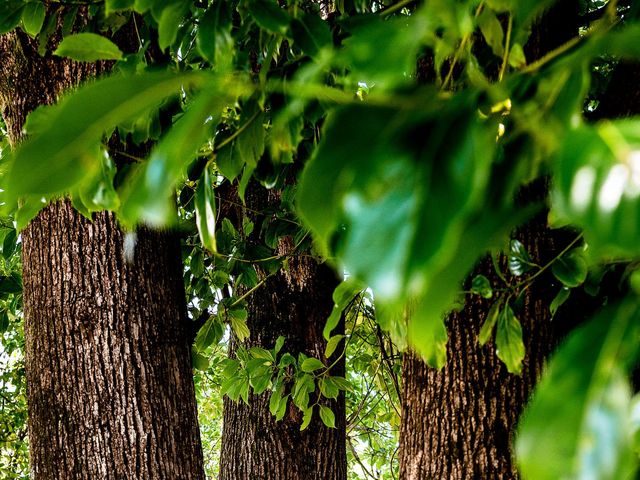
left=54, top=33, right=123, bottom=61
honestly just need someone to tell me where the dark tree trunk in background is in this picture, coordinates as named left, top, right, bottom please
left=218, top=186, right=346, bottom=480
left=0, top=16, right=205, bottom=480
left=399, top=2, right=579, bottom=479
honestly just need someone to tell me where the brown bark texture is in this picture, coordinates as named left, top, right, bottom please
left=218, top=185, right=347, bottom=480
left=0, top=17, right=205, bottom=480
left=398, top=2, right=579, bottom=479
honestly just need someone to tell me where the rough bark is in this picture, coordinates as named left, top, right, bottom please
left=398, top=2, right=579, bottom=479
left=218, top=185, right=347, bottom=480
left=0, top=17, right=205, bottom=480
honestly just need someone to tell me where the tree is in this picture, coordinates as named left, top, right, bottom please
left=3, top=0, right=640, bottom=479
left=217, top=184, right=346, bottom=480
left=398, top=2, right=581, bottom=478
left=0, top=7, right=205, bottom=479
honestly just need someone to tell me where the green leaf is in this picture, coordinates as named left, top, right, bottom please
left=507, top=42, right=526, bottom=68
left=197, top=0, right=234, bottom=66
left=508, top=239, right=532, bottom=276
left=495, top=304, right=524, bottom=374
left=552, top=121, right=640, bottom=258
left=516, top=300, right=640, bottom=480
left=230, top=315, right=250, bottom=342
left=248, top=0, right=291, bottom=34
left=158, top=1, right=189, bottom=50
left=9, top=71, right=207, bottom=200
left=106, top=0, right=135, bottom=14
left=2, top=229, right=17, bottom=260
left=194, top=314, right=223, bottom=352
left=549, top=287, right=570, bottom=317
left=471, top=274, right=492, bottom=299
left=319, top=405, right=336, bottom=428
left=323, top=279, right=362, bottom=339
left=477, top=8, right=504, bottom=57
left=195, top=169, right=217, bottom=253
left=0, top=2, right=25, bottom=35
left=552, top=248, right=587, bottom=288
left=54, top=33, right=123, bottom=61
left=319, top=377, right=339, bottom=399
left=21, top=2, right=45, bottom=37
left=119, top=88, right=225, bottom=227
left=290, top=13, right=332, bottom=58
left=274, top=336, right=285, bottom=354
left=478, top=300, right=501, bottom=346
left=301, top=357, right=325, bottom=373
left=191, top=351, right=210, bottom=371
left=249, top=347, right=273, bottom=362
left=324, top=334, right=344, bottom=358
left=300, top=406, right=313, bottom=431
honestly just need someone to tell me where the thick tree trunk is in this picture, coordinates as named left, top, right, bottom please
left=398, top=2, right=579, bottom=479
left=218, top=186, right=346, bottom=480
left=0, top=20, right=205, bottom=480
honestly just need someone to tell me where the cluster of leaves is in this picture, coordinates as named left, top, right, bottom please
left=220, top=335, right=350, bottom=430
left=3, top=0, right=640, bottom=478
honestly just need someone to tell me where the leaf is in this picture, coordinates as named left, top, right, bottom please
left=300, top=406, right=313, bottom=431
left=248, top=0, right=291, bottom=34
left=119, top=88, right=225, bottom=227
left=194, top=313, right=223, bottom=352
left=191, top=351, right=210, bottom=371
left=8, top=71, right=207, bottom=200
left=323, top=279, right=363, bottom=339
left=2, top=229, right=17, bottom=260
left=195, top=169, right=217, bottom=253
left=0, top=2, right=25, bottom=35
left=552, top=121, right=640, bottom=258
left=158, top=1, right=189, bottom=50
left=552, top=248, right=587, bottom=288
left=54, top=33, right=123, bottom=61
left=21, top=2, right=45, bottom=37
left=549, top=287, right=570, bottom=317
left=471, top=274, right=492, bottom=299
left=290, top=13, right=332, bottom=58
left=105, top=0, right=135, bottom=14
left=230, top=315, right=250, bottom=342
left=274, top=335, right=285, bottom=354
left=319, top=405, right=336, bottom=428
left=507, top=43, right=526, bottom=68
left=319, top=377, right=339, bottom=399
left=300, top=357, right=325, bottom=373
left=508, top=239, right=532, bottom=276
left=324, top=334, right=344, bottom=358
left=478, top=300, right=501, bottom=346
left=197, top=0, right=233, bottom=66
left=516, top=300, right=640, bottom=480
left=495, top=304, right=524, bottom=374
left=477, top=8, right=504, bottom=57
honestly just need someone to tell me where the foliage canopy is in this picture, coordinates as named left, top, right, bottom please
left=2, top=0, right=640, bottom=478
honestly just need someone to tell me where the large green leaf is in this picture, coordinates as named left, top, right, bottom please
left=21, top=2, right=45, bottom=37
left=119, top=88, right=226, bottom=227
left=197, top=0, right=234, bottom=67
left=0, top=2, right=25, bottom=35
left=298, top=95, right=522, bottom=367
left=495, top=304, right=524, bottom=374
left=552, top=121, right=640, bottom=258
left=516, top=300, right=640, bottom=480
left=54, top=33, right=124, bottom=61
left=248, top=0, right=291, bottom=34
left=8, top=71, right=207, bottom=202
left=195, top=168, right=217, bottom=253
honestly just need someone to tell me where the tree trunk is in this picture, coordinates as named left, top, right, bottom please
left=0, top=20, right=205, bottom=480
left=399, top=2, right=579, bottom=479
left=218, top=186, right=347, bottom=480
